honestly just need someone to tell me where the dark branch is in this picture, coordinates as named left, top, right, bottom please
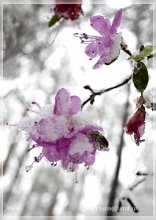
left=81, top=42, right=154, bottom=110
left=117, top=200, right=122, bottom=212
left=106, top=85, right=130, bottom=216
left=147, top=53, right=155, bottom=59
left=151, top=103, right=156, bottom=111
left=121, top=42, right=132, bottom=56
left=129, top=177, right=146, bottom=191
left=122, top=197, right=139, bottom=213
left=136, top=171, right=153, bottom=176
left=81, top=41, right=133, bottom=110
left=81, top=75, right=132, bottom=109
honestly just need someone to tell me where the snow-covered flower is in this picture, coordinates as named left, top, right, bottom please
left=53, top=0, right=83, bottom=21
left=8, top=88, right=108, bottom=173
left=124, top=106, right=146, bottom=146
left=74, top=9, right=123, bottom=69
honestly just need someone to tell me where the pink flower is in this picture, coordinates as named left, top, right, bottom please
left=53, top=0, right=83, bottom=21
left=74, top=9, right=123, bottom=69
left=124, top=107, right=146, bottom=146
left=9, top=88, right=108, bottom=172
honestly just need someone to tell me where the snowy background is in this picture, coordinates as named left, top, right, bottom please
left=0, top=0, right=156, bottom=219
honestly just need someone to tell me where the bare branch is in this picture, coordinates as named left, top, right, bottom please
left=129, top=177, right=146, bottom=191
left=81, top=75, right=132, bottom=109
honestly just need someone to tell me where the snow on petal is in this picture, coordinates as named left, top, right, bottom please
left=109, top=33, right=122, bottom=60
left=54, top=88, right=71, bottom=116
left=66, top=124, right=103, bottom=139
left=69, top=133, right=93, bottom=156
left=93, top=54, right=108, bottom=69
left=75, top=9, right=123, bottom=69
left=8, top=88, right=107, bottom=173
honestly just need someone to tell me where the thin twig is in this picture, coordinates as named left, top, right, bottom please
left=81, top=42, right=154, bottom=109
left=81, top=42, right=133, bottom=109
left=129, top=177, right=146, bottom=191
left=121, top=197, right=139, bottom=213
left=81, top=75, right=132, bottom=109
left=136, top=171, right=153, bottom=176
left=126, top=197, right=139, bottom=213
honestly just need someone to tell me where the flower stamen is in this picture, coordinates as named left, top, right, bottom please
left=26, top=108, right=39, bottom=114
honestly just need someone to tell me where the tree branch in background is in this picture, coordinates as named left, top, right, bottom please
left=106, top=85, right=130, bottom=216
left=151, top=103, right=156, bottom=111
left=117, top=197, right=139, bottom=213
left=136, top=171, right=153, bottom=176
left=129, top=177, right=146, bottom=191
left=117, top=174, right=151, bottom=213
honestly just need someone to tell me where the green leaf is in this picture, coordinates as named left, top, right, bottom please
left=48, top=14, right=60, bottom=28
left=132, top=62, right=149, bottom=93
left=128, top=45, right=155, bottom=61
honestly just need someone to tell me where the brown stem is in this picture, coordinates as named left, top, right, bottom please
left=81, top=40, right=155, bottom=110
left=121, top=42, right=132, bottom=56
left=81, top=75, right=132, bottom=109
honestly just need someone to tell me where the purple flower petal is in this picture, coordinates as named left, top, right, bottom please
left=54, top=88, right=81, bottom=116
left=36, top=119, right=49, bottom=135
left=43, top=146, right=62, bottom=162
left=54, top=88, right=70, bottom=116
left=85, top=42, right=100, bottom=58
left=93, top=54, right=108, bottom=69
left=97, top=37, right=113, bottom=55
left=11, top=86, right=107, bottom=172
left=43, top=139, right=69, bottom=162
left=90, top=15, right=111, bottom=36
left=30, top=135, right=54, bottom=148
left=110, top=9, right=123, bottom=35
left=58, top=137, right=71, bottom=148
left=66, top=124, right=103, bottom=138
left=69, top=95, right=81, bottom=115
left=81, top=124, right=103, bottom=134
left=84, top=151, right=96, bottom=165
left=75, top=9, right=123, bottom=69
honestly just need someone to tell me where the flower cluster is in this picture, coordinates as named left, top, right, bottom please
left=53, top=0, right=83, bottom=21
left=124, top=97, right=146, bottom=146
left=74, top=9, right=123, bottom=69
left=9, top=88, right=108, bottom=172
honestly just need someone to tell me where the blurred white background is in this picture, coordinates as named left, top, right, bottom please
left=0, top=1, right=155, bottom=219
